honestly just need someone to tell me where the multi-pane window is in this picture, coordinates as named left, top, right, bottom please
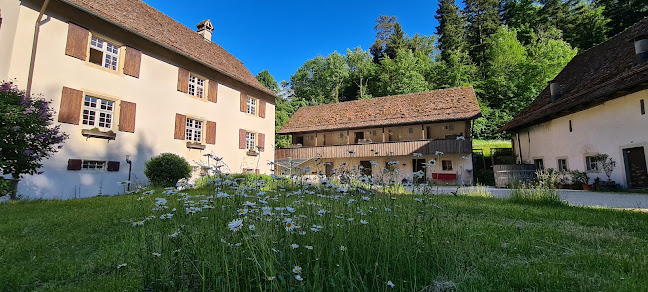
left=82, top=160, right=106, bottom=170
left=185, top=118, right=203, bottom=142
left=188, top=75, right=205, bottom=98
left=442, top=160, right=453, bottom=171
left=586, top=156, right=599, bottom=171
left=534, top=159, right=544, bottom=170
left=82, top=96, right=114, bottom=129
left=89, top=36, right=119, bottom=70
left=246, top=97, right=257, bottom=115
left=245, top=132, right=256, bottom=150
left=558, top=159, right=569, bottom=172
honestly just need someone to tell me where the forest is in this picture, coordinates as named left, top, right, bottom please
left=255, top=0, right=647, bottom=146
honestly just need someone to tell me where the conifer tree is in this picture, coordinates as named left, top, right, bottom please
left=435, top=0, right=467, bottom=63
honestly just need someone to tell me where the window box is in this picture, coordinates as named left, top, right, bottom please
left=186, top=142, right=206, bottom=150
left=247, top=150, right=259, bottom=156
left=81, top=128, right=116, bottom=140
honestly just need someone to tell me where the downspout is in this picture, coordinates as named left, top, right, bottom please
left=25, top=0, right=51, bottom=96
left=516, top=132, right=523, bottom=164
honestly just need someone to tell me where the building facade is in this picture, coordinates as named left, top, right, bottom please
left=0, top=0, right=276, bottom=198
left=501, top=18, right=648, bottom=189
left=276, top=87, right=481, bottom=185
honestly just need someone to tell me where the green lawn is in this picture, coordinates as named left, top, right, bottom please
left=1, top=181, right=647, bottom=291
left=473, top=139, right=512, bottom=156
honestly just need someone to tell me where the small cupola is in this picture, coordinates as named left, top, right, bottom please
left=634, top=35, right=648, bottom=66
left=196, top=19, right=214, bottom=42
left=549, top=80, right=562, bottom=102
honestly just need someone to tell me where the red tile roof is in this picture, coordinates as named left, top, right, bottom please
left=277, top=86, right=482, bottom=134
left=500, top=17, right=648, bottom=132
left=60, top=0, right=276, bottom=98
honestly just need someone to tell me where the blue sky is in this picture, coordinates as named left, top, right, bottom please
left=144, top=0, right=441, bottom=83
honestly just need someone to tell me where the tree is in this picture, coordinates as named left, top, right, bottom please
left=369, top=15, right=398, bottom=63
left=384, top=23, right=408, bottom=60
left=255, top=70, right=280, bottom=93
left=345, top=47, right=376, bottom=100
left=597, top=0, right=648, bottom=38
left=377, top=50, right=430, bottom=96
left=501, top=0, right=541, bottom=44
left=435, top=0, right=468, bottom=63
left=0, top=82, right=67, bottom=199
left=463, top=0, right=502, bottom=66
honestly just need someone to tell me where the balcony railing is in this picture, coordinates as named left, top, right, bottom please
left=275, top=139, right=472, bottom=160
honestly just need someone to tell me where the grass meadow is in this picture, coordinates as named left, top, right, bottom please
left=472, top=140, right=512, bottom=157
left=1, top=176, right=647, bottom=291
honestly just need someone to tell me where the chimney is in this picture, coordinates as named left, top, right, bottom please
left=196, top=19, right=214, bottom=42
left=634, top=36, right=648, bottom=66
left=549, top=81, right=562, bottom=102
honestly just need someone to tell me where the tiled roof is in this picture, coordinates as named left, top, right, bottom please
left=60, top=0, right=276, bottom=98
left=277, top=86, right=482, bottom=134
left=500, top=17, right=648, bottom=132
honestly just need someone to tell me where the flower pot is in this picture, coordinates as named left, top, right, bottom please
left=81, top=129, right=116, bottom=140
left=247, top=150, right=259, bottom=156
left=186, top=142, right=206, bottom=150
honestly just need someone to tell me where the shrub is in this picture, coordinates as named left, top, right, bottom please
left=510, top=183, right=565, bottom=206
left=475, top=169, right=495, bottom=186
left=570, top=170, right=590, bottom=189
left=144, top=153, right=192, bottom=187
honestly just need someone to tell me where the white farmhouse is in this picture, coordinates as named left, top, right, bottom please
left=0, top=0, right=276, bottom=198
left=501, top=18, right=648, bottom=189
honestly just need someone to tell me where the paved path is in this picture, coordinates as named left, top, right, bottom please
left=429, top=186, right=648, bottom=210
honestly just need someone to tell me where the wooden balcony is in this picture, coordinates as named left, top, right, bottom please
left=275, top=139, right=472, bottom=160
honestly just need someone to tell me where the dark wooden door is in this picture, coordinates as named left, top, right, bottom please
left=412, top=159, right=426, bottom=183
left=354, top=132, right=364, bottom=144
left=359, top=161, right=372, bottom=176
left=624, top=147, right=648, bottom=188
left=325, top=162, right=333, bottom=177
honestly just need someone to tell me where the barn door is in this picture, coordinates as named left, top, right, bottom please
left=624, top=147, right=648, bottom=188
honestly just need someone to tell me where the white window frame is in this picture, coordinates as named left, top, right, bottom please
left=534, top=158, right=544, bottom=170
left=557, top=158, right=569, bottom=172
left=188, top=74, right=205, bottom=98
left=185, top=118, right=203, bottom=143
left=82, top=160, right=106, bottom=170
left=442, top=160, right=453, bottom=171
left=585, top=156, right=599, bottom=172
left=245, top=132, right=256, bottom=150
left=89, top=36, right=120, bottom=71
left=246, top=97, right=257, bottom=115
left=82, top=95, right=114, bottom=130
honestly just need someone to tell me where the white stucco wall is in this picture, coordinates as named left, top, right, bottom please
left=513, top=89, right=648, bottom=188
left=1, top=2, right=275, bottom=198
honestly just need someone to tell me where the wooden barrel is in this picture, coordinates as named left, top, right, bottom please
left=493, top=164, right=536, bottom=188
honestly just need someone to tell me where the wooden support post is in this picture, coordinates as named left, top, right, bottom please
left=314, top=133, right=318, bottom=147
left=347, top=130, right=350, bottom=145
left=382, top=128, right=385, bottom=142
left=421, top=124, right=425, bottom=140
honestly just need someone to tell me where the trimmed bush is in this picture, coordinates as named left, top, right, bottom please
left=144, top=153, right=192, bottom=187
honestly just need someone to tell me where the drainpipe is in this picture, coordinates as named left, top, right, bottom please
left=516, top=132, right=523, bottom=164
left=26, top=0, right=51, bottom=96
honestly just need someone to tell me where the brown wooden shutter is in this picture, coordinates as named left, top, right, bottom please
left=255, top=169, right=260, bottom=174
left=258, top=133, right=265, bottom=152
left=177, top=67, right=189, bottom=93
left=259, top=100, right=266, bottom=118
left=174, top=113, right=187, bottom=140
left=123, top=47, right=142, bottom=78
left=118, top=101, right=136, bottom=132
left=208, top=80, right=218, bottom=103
left=58, top=87, right=83, bottom=124
left=240, top=93, right=247, bottom=112
left=239, top=129, right=246, bottom=149
left=205, top=121, right=216, bottom=144
left=67, top=159, right=82, bottom=171
left=107, top=161, right=120, bottom=172
left=65, top=23, right=89, bottom=60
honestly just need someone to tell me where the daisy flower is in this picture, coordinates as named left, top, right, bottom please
left=340, top=245, right=347, bottom=251
left=152, top=252, right=161, bottom=257
left=305, top=245, right=314, bottom=250
left=292, top=265, right=302, bottom=274
left=266, top=276, right=276, bottom=281
left=387, top=280, right=395, bottom=288
left=248, top=225, right=256, bottom=231
left=228, top=218, right=244, bottom=232
left=360, top=219, right=368, bottom=225
left=237, top=208, right=248, bottom=215
left=295, top=275, right=304, bottom=281
left=117, top=263, right=127, bottom=269
left=290, top=243, right=299, bottom=249
left=160, top=213, right=173, bottom=219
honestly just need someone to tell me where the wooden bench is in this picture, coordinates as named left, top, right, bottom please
left=432, top=173, right=457, bottom=181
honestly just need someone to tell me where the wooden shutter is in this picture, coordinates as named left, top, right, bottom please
left=118, top=101, right=136, bottom=132
left=259, top=100, right=266, bottom=118
left=58, top=87, right=83, bottom=124
left=255, top=169, right=260, bottom=174
left=123, top=47, right=142, bottom=78
left=258, top=133, right=265, bottom=152
left=174, top=113, right=187, bottom=140
left=205, top=121, right=216, bottom=144
left=177, top=67, right=189, bottom=93
left=240, top=93, right=247, bottom=112
left=67, top=159, right=82, bottom=171
left=207, top=80, right=218, bottom=103
left=239, top=129, right=246, bottom=149
left=107, top=161, right=120, bottom=172
left=65, top=23, right=89, bottom=60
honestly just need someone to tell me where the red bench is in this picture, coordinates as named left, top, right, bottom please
left=432, top=173, right=457, bottom=180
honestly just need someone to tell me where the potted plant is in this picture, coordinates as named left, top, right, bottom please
left=570, top=170, right=590, bottom=190
left=247, top=148, right=259, bottom=156
left=81, top=127, right=116, bottom=140
left=186, top=141, right=206, bottom=150
left=593, top=154, right=617, bottom=190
